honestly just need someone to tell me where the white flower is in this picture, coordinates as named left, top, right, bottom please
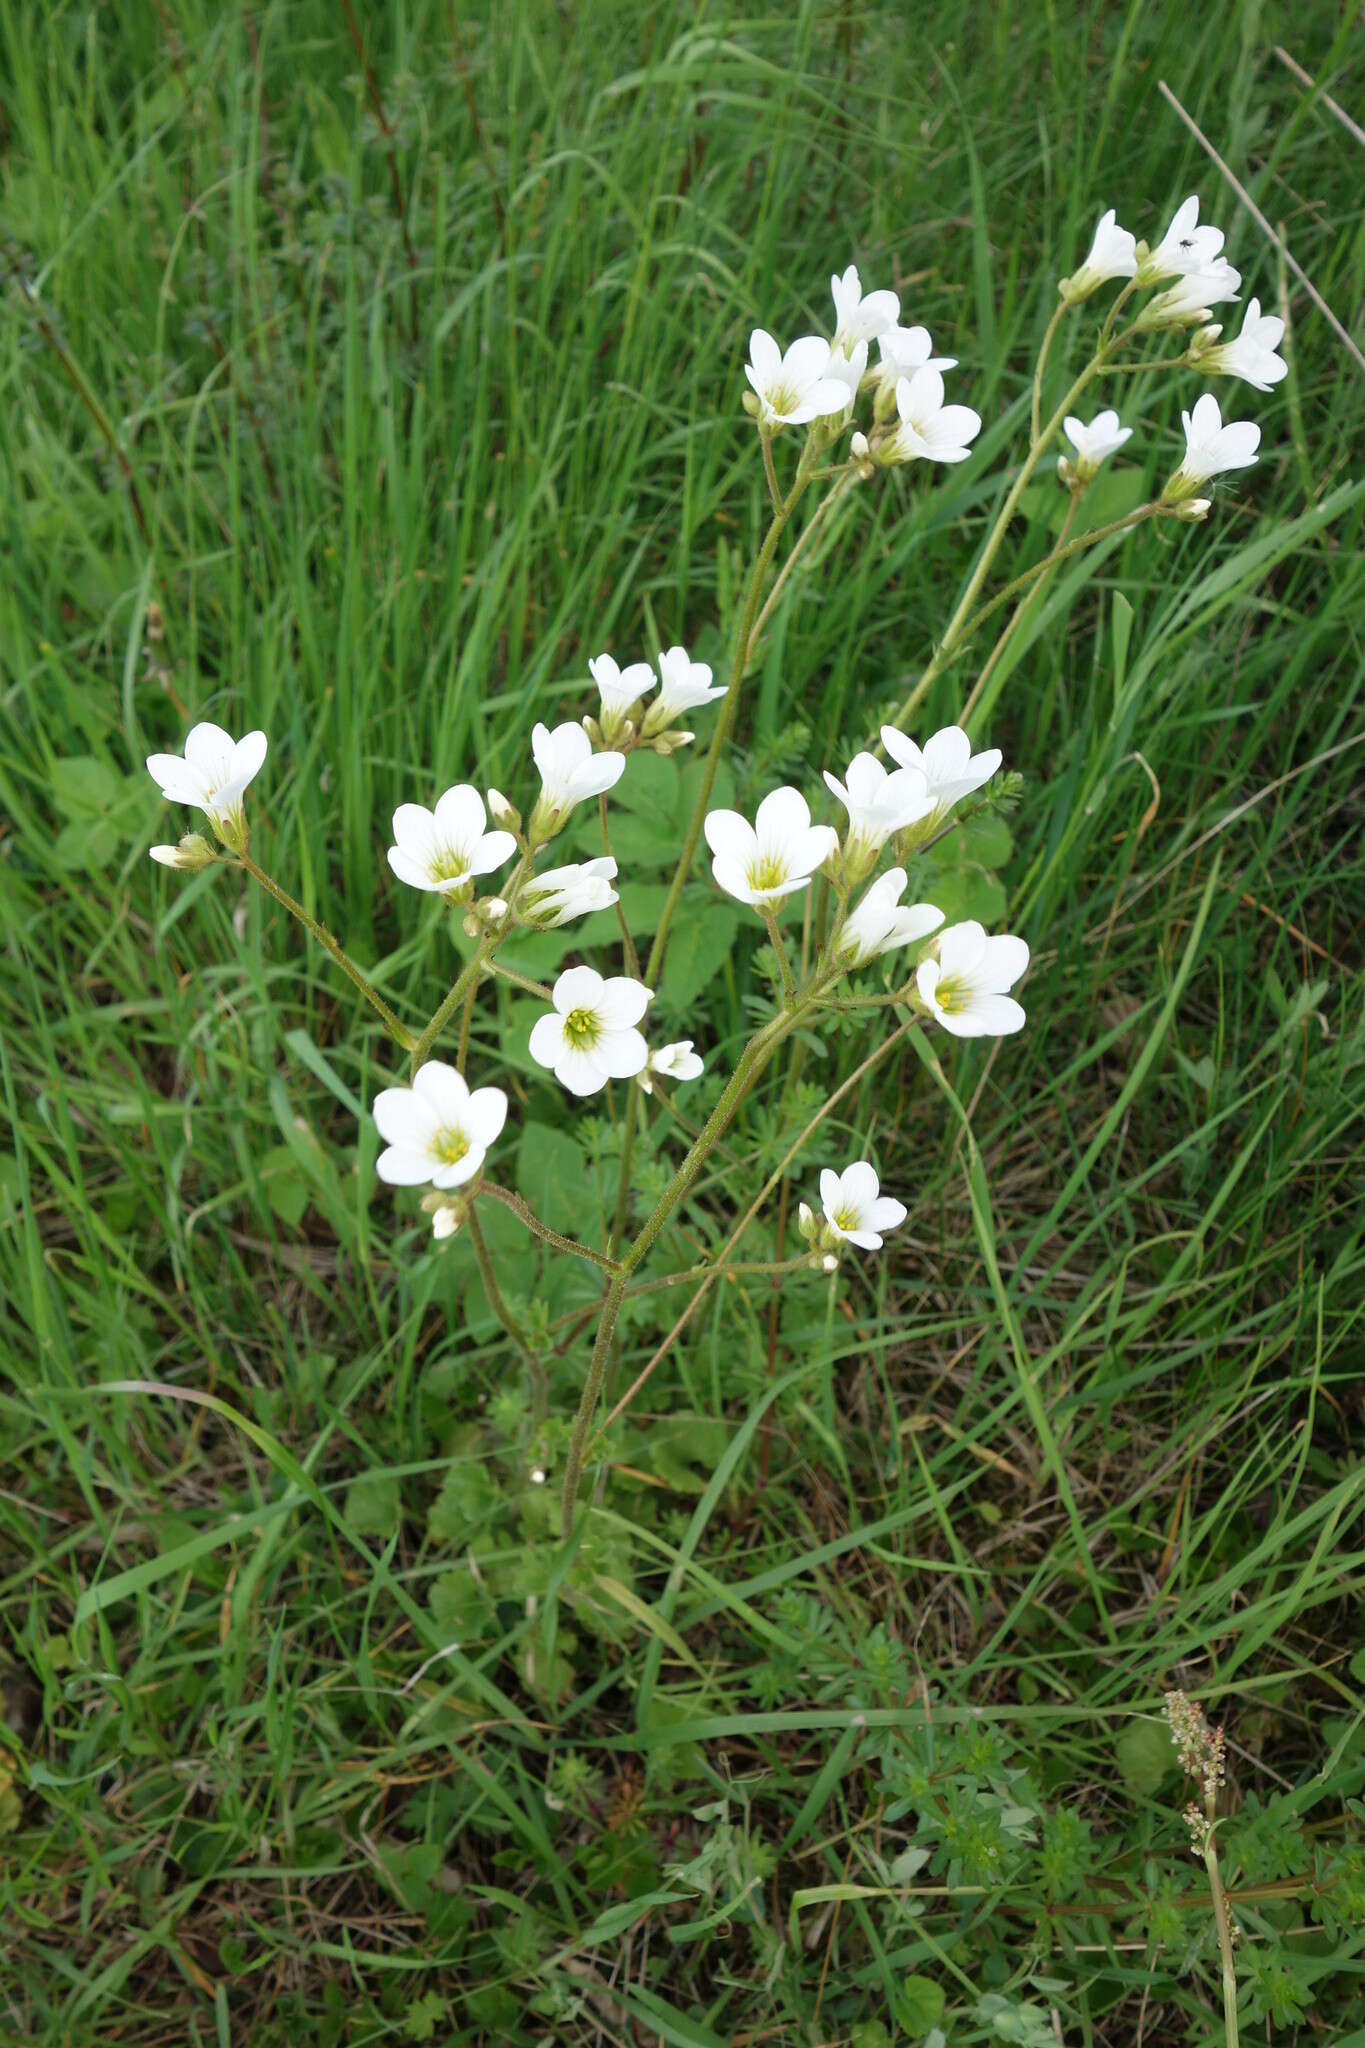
left=589, top=652, right=655, bottom=738
left=1167, top=392, right=1261, bottom=496
left=824, top=338, right=868, bottom=413
left=744, top=330, right=850, bottom=430
left=1136, top=258, right=1241, bottom=331
left=837, top=868, right=944, bottom=967
left=880, top=724, right=1002, bottom=829
left=916, top=921, right=1028, bottom=1038
left=830, top=265, right=900, bottom=351
left=146, top=721, right=267, bottom=848
left=518, top=856, right=619, bottom=927
left=528, top=965, right=653, bottom=1096
left=1140, top=195, right=1225, bottom=282
left=641, top=645, right=727, bottom=737
left=1191, top=297, right=1288, bottom=391
left=822, top=751, right=932, bottom=872
left=372, top=1062, right=508, bottom=1188
left=387, top=785, right=517, bottom=898
left=703, top=788, right=838, bottom=911
left=882, top=369, right=982, bottom=466
left=646, top=1040, right=704, bottom=1082
left=819, top=1161, right=908, bottom=1251
left=873, top=325, right=956, bottom=410
left=1062, top=409, right=1133, bottom=479
left=1060, top=207, right=1138, bottom=301
left=528, top=720, right=626, bottom=842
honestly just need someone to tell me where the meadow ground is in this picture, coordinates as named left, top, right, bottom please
left=2, top=3, right=1364, bottom=2043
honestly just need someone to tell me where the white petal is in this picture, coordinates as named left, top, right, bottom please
left=528, top=1011, right=569, bottom=1071
left=841, top=1161, right=880, bottom=1211
left=464, top=1086, right=509, bottom=1147
left=594, top=977, right=653, bottom=1029
left=431, top=1143, right=486, bottom=1191
left=551, top=964, right=605, bottom=1014
left=376, top=1145, right=439, bottom=1186
left=704, top=809, right=758, bottom=864
left=553, top=1042, right=609, bottom=1096
left=412, top=1061, right=473, bottom=1122
left=231, top=730, right=268, bottom=788
left=469, top=830, right=518, bottom=875
left=754, top=786, right=812, bottom=846
left=433, top=784, right=488, bottom=843
left=783, top=335, right=832, bottom=388
left=372, top=1087, right=439, bottom=1150
left=748, top=328, right=782, bottom=380
left=819, top=1168, right=843, bottom=1213
left=935, top=921, right=988, bottom=978
left=592, top=1026, right=650, bottom=1079
left=387, top=847, right=442, bottom=892
left=869, top=1196, right=907, bottom=1232
left=974, top=934, right=1029, bottom=994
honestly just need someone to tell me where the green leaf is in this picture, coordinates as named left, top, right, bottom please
left=660, top=897, right=739, bottom=1013
left=515, top=1121, right=589, bottom=1234
left=344, top=1472, right=400, bottom=1536
left=897, top=1975, right=946, bottom=2036
left=258, top=1144, right=309, bottom=1228
left=1115, top=1719, right=1175, bottom=1796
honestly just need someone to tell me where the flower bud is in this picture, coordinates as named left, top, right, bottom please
left=487, top=788, right=521, bottom=835
left=650, top=728, right=694, bottom=755
left=850, top=430, right=869, bottom=460
left=581, top=713, right=604, bottom=748
left=797, top=1200, right=818, bottom=1245
left=150, top=832, right=216, bottom=873
left=1171, top=497, right=1212, bottom=522
left=821, top=1252, right=839, bottom=1273
left=741, top=389, right=760, bottom=418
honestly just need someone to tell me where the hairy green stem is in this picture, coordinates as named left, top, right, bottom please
left=599, top=792, right=640, bottom=978
left=238, top=851, right=415, bottom=1050
left=478, top=1182, right=623, bottom=1273
left=762, top=908, right=796, bottom=1005
left=1030, top=297, right=1071, bottom=443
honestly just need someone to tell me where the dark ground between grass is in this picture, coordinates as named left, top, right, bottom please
left=2, top=2, right=1364, bottom=2043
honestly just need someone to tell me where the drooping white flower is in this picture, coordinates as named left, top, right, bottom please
left=822, top=752, right=932, bottom=873
left=518, top=856, right=619, bottom=927
left=830, top=265, right=900, bottom=351
left=836, top=868, right=944, bottom=968
left=387, top=785, right=518, bottom=899
left=1060, top=207, right=1138, bottom=302
left=528, top=720, right=626, bottom=842
left=528, top=965, right=653, bottom=1096
left=819, top=1161, right=908, bottom=1251
left=882, top=369, right=982, bottom=466
left=704, top=788, right=838, bottom=911
left=589, top=652, right=655, bottom=739
left=880, top=724, right=1002, bottom=830
left=824, top=338, right=869, bottom=414
left=916, top=921, right=1028, bottom=1038
left=646, top=1040, right=704, bottom=1083
left=1139, top=195, right=1225, bottom=283
left=1190, top=297, right=1288, bottom=391
left=1062, top=409, right=1133, bottom=480
left=149, top=832, right=214, bottom=872
left=372, top=1062, right=508, bottom=1188
left=1136, top=257, right=1241, bottom=331
left=744, top=330, right=851, bottom=430
left=1167, top=392, right=1261, bottom=496
left=146, top=721, right=267, bottom=848
left=640, top=645, right=727, bottom=738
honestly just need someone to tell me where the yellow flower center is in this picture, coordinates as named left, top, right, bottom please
left=430, top=846, right=471, bottom=884
left=933, top=974, right=966, bottom=1014
left=562, top=1006, right=601, bottom=1049
left=833, top=1206, right=860, bottom=1232
left=746, top=854, right=789, bottom=894
left=431, top=1127, right=470, bottom=1167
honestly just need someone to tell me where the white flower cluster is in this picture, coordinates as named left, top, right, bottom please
left=1057, top=194, right=1279, bottom=511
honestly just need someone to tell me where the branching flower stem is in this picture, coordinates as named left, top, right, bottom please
left=237, top=851, right=416, bottom=1050
left=477, top=1182, right=623, bottom=1273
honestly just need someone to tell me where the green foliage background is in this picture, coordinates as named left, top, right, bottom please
left=1, top=1, right=1363, bottom=2042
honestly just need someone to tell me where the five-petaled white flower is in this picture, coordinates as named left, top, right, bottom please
left=1060, top=207, right=1138, bottom=302
left=529, top=965, right=653, bottom=1096
left=372, top=1062, right=508, bottom=1188
left=1191, top=297, right=1288, bottom=391
left=873, top=325, right=956, bottom=407
left=916, top=922, right=1028, bottom=1038
left=518, top=856, right=619, bottom=927
left=640, top=645, right=727, bottom=738
left=823, top=752, right=933, bottom=873
left=1137, top=258, right=1240, bottom=331
left=819, top=1161, right=908, bottom=1251
left=836, top=868, right=944, bottom=968
left=387, top=785, right=517, bottom=899
left=880, top=724, right=1002, bottom=830
left=1167, top=392, right=1261, bottom=496
left=529, top=720, right=626, bottom=842
left=146, top=721, right=267, bottom=849
left=744, top=330, right=850, bottom=430
left=589, top=652, right=655, bottom=739
left=882, top=369, right=982, bottom=466
left=831, top=265, right=900, bottom=352
left=1139, top=195, right=1225, bottom=282
left=646, top=1040, right=705, bottom=1083
left=1063, top=409, right=1133, bottom=479
left=704, top=788, right=839, bottom=911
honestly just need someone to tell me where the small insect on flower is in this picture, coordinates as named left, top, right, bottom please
left=528, top=721, right=626, bottom=844
left=829, top=264, right=900, bottom=352
left=371, top=1062, right=509, bottom=1189
left=529, top=965, right=653, bottom=1097
left=879, top=724, right=1002, bottom=833
left=1165, top=393, right=1261, bottom=499
left=916, top=921, right=1029, bottom=1038
left=704, top=788, right=839, bottom=911
left=881, top=368, right=982, bottom=466
left=145, top=721, right=268, bottom=852
left=640, top=645, right=727, bottom=739
left=744, top=330, right=851, bottom=431
left=1062, top=410, right=1132, bottom=481
left=837, top=868, right=943, bottom=968
left=818, top=1161, right=908, bottom=1251
left=387, top=785, right=518, bottom=899
left=1138, top=194, right=1225, bottom=284
left=1189, top=297, right=1288, bottom=392
left=518, top=857, right=619, bottom=928
left=1059, top=207, right=1138, bottom=302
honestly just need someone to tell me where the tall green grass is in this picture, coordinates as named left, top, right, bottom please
left=2, top=2, right=1363, bottom=2041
